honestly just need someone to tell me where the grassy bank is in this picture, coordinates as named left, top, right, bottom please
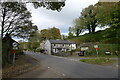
left=70, top=30, right=119, bottom=45
left=2, top=55, right=40, bottom=78
left=80, top=57, right=117, bottom=65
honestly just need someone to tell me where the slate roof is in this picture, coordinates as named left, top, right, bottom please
left=49, top=40, right=75, bottom=44
left=80, top=43, right=94, bottom=47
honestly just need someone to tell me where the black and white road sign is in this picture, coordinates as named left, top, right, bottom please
left=12, top=42, right=18, bottom=47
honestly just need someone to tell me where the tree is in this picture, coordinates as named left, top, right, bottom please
left=27, top=30, right=41, bottom=51
left=0, top=2, right=38, bottom=39
left=0, top=1, right=66, bottom=39
left=95, top=2, right=120, bottom=44
left=68, top=32, right=74, bottom=39
left=73, top=18, right=86, bottom=36
left=1, top=1, right=66, bottom=66
left=39, top=27, right=61, bottom=40
left=73, top=5, right=97, bottom=34
left=95, top=2, right=115, bottom=26
left=40, top=29, right=49, bottom=40
left=80, top=5, right=98, bottom=33
left=73, top=3, right=117, bottom=34
left=32, top=2, right=65, bottom=12
left=49, top=27, right=61, bottom=39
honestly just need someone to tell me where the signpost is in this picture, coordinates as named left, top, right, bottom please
left=94, top=45, right=98, bottom=57
left=12, top=42, right=18, bottom=66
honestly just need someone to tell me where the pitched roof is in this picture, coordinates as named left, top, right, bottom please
left=80, top=43, right=94, bottom=47
left=49, top=40, right=75, bottom=44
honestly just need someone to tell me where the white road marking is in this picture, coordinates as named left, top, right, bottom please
left=62, top=74, right=65, bottom=76
left=48, top=67, right=50, bottom=69
left=51, top=55, right=80, bottom=62
left=47, top=66, right=66, bottom=77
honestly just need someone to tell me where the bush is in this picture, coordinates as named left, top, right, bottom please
left=100, top=38, right=118, bottom=44
left=35, top=49, right=41, bottom=52
left=85, top=47, right=96, bottom=56
left=16, top=49, right=24, bottom=55
left=40, top=49, right=45, bottom=53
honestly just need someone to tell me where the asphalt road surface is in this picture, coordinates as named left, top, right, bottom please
left=17, top=51, right=118, bottom=78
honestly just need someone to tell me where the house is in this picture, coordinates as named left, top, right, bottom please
left=44, top=39, right=76, bottom=55
left=80, top=43, right=94, bottom=51
left=2, top=34, right=19, bottom=66
left=39, top=41, right=45, bottom=49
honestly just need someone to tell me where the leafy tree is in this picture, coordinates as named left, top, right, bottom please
left=80, top=5, right=98, bottom=33
left=73, top=5, right=98, bottom=34
left=49, top=27, right=61, bottom=39
left=32, top=2, right=65, bottom=12
left=27, top=31, right=41, bottom=51
left=73, top=2, right=119, bottom=34
left=68, top=32, right=74, bottom=39
left=1, top=1, right=66, bottom=66
left=95, top=2, right=120, bottom=43
left=95, top=2, right=115, bottom=26
left=40, top=29, right=49, bottom=40
left=73, top=18, right=86, bottom=36
left=40, top=27, right=61, bottom=40
left=0, top=2, right=37, bottom=39
left=0, top=1, right=66, bottom=39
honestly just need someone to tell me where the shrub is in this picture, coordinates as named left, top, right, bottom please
left=35, top=49, right=42, bottom=52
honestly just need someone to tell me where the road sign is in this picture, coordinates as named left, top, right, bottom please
left=13, top=47, right=18, bottom=50
left=12, top=42, right=18, bottom=65
left=12, top=42, right=18, bottom=47
left=94, top=45, right=99, bottom=57
left=95, top=48, right=98, bottom=50
left=13, top=50, right=17, bottom=53
left=94, top=45, right=98, bottom=48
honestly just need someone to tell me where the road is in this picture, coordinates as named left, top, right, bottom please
left=17, top=51, right=118, bottom=78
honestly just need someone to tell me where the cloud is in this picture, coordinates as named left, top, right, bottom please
left=26, top=0, right=99, bottom=35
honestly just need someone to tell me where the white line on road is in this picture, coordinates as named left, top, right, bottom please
left=48, top=67, right=50, bottom=69
left=52, top=56, right=80, bottom=62
left=47, top=66, right=66, bottom=77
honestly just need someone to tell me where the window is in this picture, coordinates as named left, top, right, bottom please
left=63, top=44, right=64, bottom=46
left=54, top=44, right=56, bottom=46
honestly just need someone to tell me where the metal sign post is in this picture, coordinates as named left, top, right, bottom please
left=13, top=51, right=15, bottom=66
left=94, top=45, right=98, bottom=57
left=12, top=42, right=18, bottom=66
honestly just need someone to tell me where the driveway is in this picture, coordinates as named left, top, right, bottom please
left=17, top=51, right=118, bottom=78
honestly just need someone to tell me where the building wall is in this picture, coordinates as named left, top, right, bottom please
left=44, top=40, right=77, bottom=55
left=71, top=44, right=76, bottom=50
left=40, top=41, right=44, bottom=49
left=44, top=40, right=51, bottom=55
left=51, top=43, right=76, bottom=53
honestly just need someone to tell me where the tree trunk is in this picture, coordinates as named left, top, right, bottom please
left=88, top=26, right=91, bottom=33
left=76, top=29, right=79, bottom=36
left=91, top=20, right=97, bottom=33
left=1, top=7, right=6, bottom=39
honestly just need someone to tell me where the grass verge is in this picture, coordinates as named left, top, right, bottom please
left=80, top=57, right=117, bottom=65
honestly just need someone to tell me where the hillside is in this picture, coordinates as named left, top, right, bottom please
left=70, top=28, right=119, bottom=45
left=70, top=28, right=119, bottom=56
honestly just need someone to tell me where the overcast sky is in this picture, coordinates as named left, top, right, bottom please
left=26, top=0, right=100, bottom=35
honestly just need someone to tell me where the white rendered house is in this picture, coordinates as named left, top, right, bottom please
left=44, top=39, right=76, bottom=55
